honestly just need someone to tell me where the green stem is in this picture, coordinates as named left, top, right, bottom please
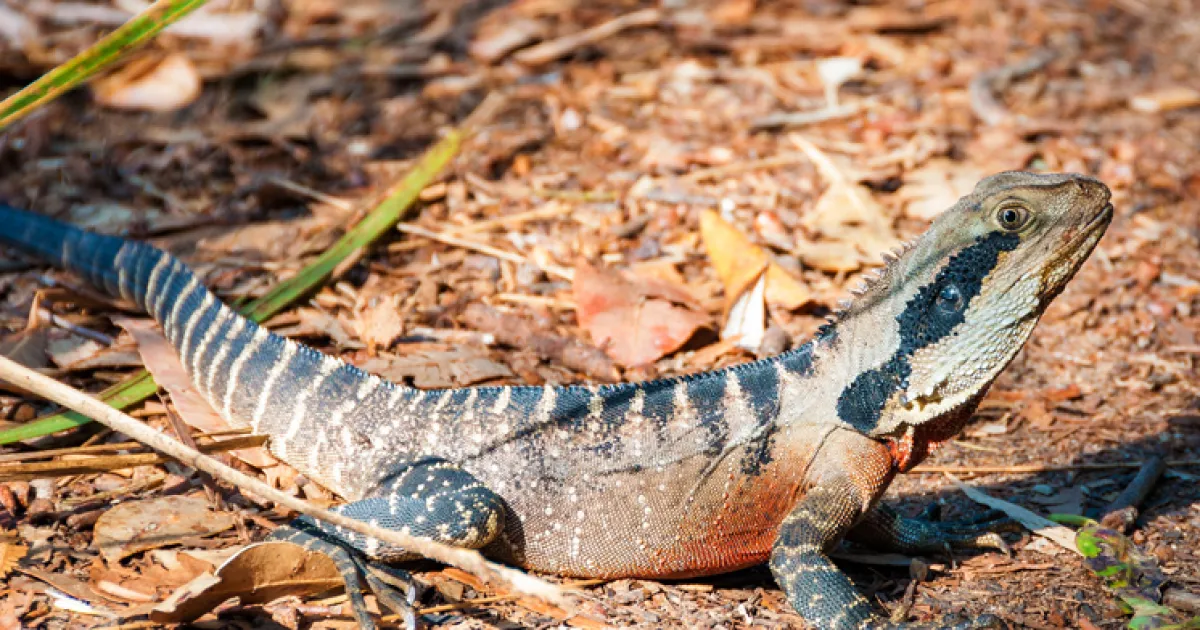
left=0, top=95, right=505, bottom=445
left=0, top=0, right=211, bottom=130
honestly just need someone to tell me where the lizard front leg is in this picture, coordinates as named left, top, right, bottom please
left=848, top=502, right=1016, bottom=556
left=269, top=458, right=506, bottom=630
left=769, top=431, right=1003, bottom=629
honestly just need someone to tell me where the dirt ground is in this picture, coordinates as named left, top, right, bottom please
left=0, top=0, right=1197, bottom=628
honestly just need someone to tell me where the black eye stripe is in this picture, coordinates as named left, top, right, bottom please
left=836, top=232, right=1021, bottom=433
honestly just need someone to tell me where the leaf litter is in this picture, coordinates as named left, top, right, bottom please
left=0, top=0, right=1198, bottom=627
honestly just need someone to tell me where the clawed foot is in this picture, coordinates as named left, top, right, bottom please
left=851, top=503, right=1020, bottom=559
left=269, top=522, right=425, bottom=629
left=909, top=505, right=1020, bottom=556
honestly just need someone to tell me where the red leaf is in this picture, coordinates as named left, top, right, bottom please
left=573, top=261, right=710, bottom=368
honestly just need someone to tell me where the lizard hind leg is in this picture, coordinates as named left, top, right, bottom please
left=268, top=458, right=507, bottom=629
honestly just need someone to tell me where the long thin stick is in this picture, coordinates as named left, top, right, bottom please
left=0, top=353, right=566, bottom=607
left=0, top=434, right=267, bottom=480
left=395, top=223, right=574, bottom=280
left=912, top=459, right=1200, bottom=475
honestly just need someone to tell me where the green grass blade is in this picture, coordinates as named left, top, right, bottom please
left=241, top=128, right=465, bottom=321
left=0, top=0, right=211, bottom=130
left=0, top=93, right=505, bottom=444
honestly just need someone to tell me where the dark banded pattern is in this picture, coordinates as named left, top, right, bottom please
left=0, top=204, right=393, bottom=497
left=0, top=169, right=1113, bottom=630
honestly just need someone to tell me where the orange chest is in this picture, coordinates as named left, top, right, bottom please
left=649, top=453, right=811, bottom=578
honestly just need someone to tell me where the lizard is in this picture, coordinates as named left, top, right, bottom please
left=0, top=170, right=1112, bottom=629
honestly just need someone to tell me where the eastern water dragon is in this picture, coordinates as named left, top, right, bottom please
left=0, top=171, right=1112, bottom=628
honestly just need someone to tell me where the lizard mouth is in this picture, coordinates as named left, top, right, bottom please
left=1063, top=202, right=1113, bottom=252
left=1039, top=202, right=1113, bottom=296
left=1082, top=203, right=1114, bottom=238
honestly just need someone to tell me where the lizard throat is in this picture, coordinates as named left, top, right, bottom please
left=884, top=394, right=982, bottom=472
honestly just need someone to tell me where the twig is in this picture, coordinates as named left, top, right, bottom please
left=0, top=434, right=268, bottom=480
left=462, top=304, right=618, bottom=382
left=945, top=473, right=1079, bottom=554
left=0, top=427, right=250, bottom=463
left=265, top=176, right=354, bottom=212
left=37, top=309, right=115, bottom=345
left=59, top=471, right=167, bottom=508
left=492, top=293, right=577, bottom=310
left=1096, top=455, right=1166, bottom=532
left=682, top=152, right=812, bottom=183
left=912, top=459, right=1200, bottom=474
left=395, top=224, right=574, bottom=281
left=388, top=203, right=575, bottom=254
left=1164, top=588, right=1200, bottom=615
left=749, top=102, right=865, bottom=131
left=514, top=8, right=662, bottom=66
left=0, top=353, right=567, bottom=608
left=968, top=49, right=1057, bottom=126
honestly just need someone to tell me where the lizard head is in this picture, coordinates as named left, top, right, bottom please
left=835, top=171, right=1112, bottom=439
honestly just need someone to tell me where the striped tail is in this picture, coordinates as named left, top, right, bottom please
left=0, top=204, right=239, bottom=368
left=0, top=203, right=397, bottom=498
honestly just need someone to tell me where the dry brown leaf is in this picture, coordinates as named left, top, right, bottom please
left=573, top=261, right=710, bottom=368
left=276, top=307, right=362, bottom=349
left=150, top=541, right=341, bottom=623
left=0, top=327, right=51, bottom=396
left=93, top=495, right=238, bottom=563
left=791, top=135, right=901, bottom=271
left=359, top=348, right=514, bottom=388
left=353, top=296, right=405, bottom=355
left=0, top=541, right=26, bottom=578
left=898, top=159, right=986, bottom=221
left=0, top=327, right=49, bottom=370
left=46, top=337, right=106, bottom=369
left=708, top=0, right=757, bottom=25
left=764, top=266, right=812, bottom=311
left=0, top=590, right=30, bottom=630
left=699, top=209, right=813, bottom=311
left=115, top=318, right=277, bottom=468
left=92, top=53, right=202, bottom=112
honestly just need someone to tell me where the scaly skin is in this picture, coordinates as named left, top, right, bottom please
left=0, top=171, right=1112, bottom=629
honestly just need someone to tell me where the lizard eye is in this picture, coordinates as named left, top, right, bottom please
left=937, top=284, right=963, bottom=312
left=997, top=204, right=1030, bottom=231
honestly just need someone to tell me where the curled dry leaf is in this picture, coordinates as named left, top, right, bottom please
left=723, top=272, right=767, bottom=352
left=93, top=495, right=238, bottom=563
left=115, top=318, right=277, bottom=469
left=573, top=260, right=710, bottom=368
left=92, top=53, right=202, bottom=113
left=699, top=209, right=813, bottom=311
left=791, top=135, right=901, bottom=272
left=150, top=541, right=341, bottom=623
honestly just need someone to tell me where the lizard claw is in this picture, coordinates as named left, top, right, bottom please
left=269, top=522, right=425, bottom=630
left=852, top=504, right=1020, bottom=557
